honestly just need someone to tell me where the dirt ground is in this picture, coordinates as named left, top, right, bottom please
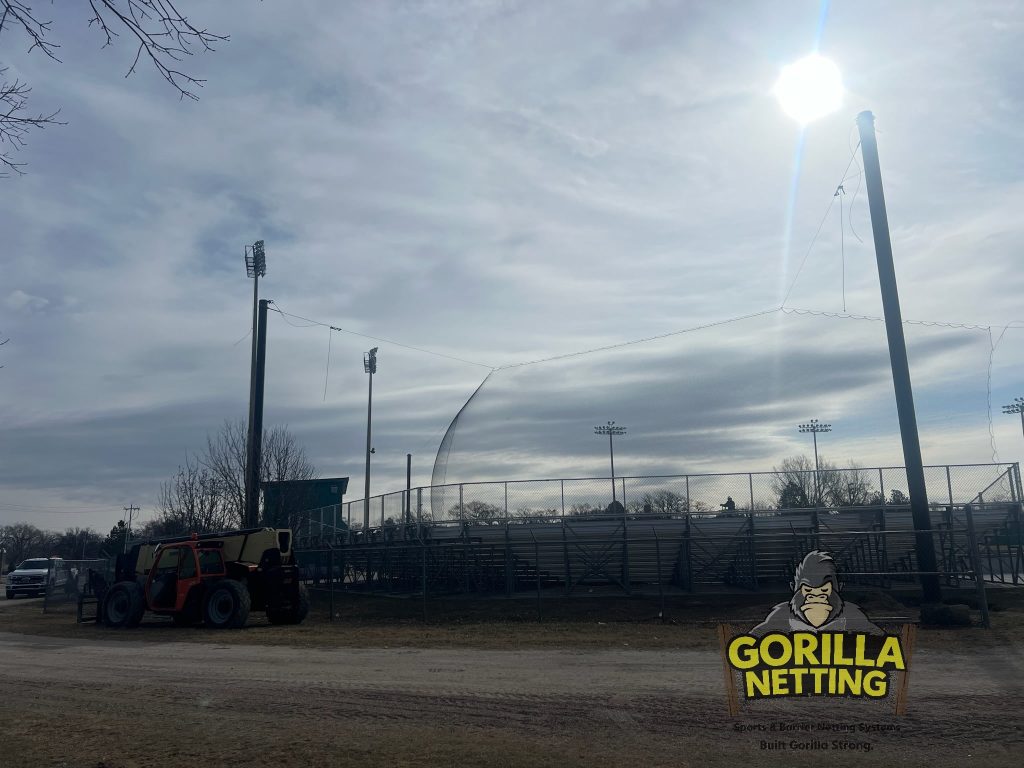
left=1, top=588, right=1023, bottom=767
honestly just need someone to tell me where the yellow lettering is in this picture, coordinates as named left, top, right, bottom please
left=770, top=668, right=790, bottom=695
left=761, top=634, right=792, bottom=667
left=745, top=670, right=771, bottom=697
left=863, top=670, right=888, bottom=697
left=833, top=634, right=854, bottom=666
left=838, top=668, right=862, bottom=695
left=854, top=634, right=875, bottom=667
left=728, top=636, right=759, bottom=670
left=790, top=667, right=807, bottom=695
left=793, top=632, right=818, bottom=666
left=876, top=637, right=906, bottom=670
left=810, top=667, right=829, bottom=693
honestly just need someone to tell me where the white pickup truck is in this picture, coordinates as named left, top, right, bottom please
left=5, top=558, right=69, bottom=599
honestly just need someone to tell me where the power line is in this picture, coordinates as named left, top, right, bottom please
left=846, top=124, right=865, bottom=244
left=781, top=141, right=861, bottom=307
left=267, top=302, right=496, bottom=369
left=269, top=300, right=1021, bottom=378
left=782, top=307, right=1024, bottom=463
left=494, top=307, right=783, bottom=371
left=986, top=320, right=1024, bottom=463
left=781, top=306, right=999, bottom=331
left=836, top=182, right=846, bottom=312
left=988, top=327, right=998, bottom=462
left=323, top=326, right=334, bottom=401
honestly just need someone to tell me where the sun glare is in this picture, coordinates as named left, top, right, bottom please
left=773, top=54, right=844, bottom=125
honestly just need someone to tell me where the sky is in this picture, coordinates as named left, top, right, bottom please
left=1, top=0, right=1023, bottom=533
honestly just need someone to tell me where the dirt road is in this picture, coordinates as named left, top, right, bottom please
left=1, top=628, right=1022, bottom=768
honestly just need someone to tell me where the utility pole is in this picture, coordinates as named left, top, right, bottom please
left=245, top=299, right=269, bottom=528
left=798, top=419, right=831, bottom=505
left=594, top=422, right=626, bottom=504
left=244, top=241, right=267, bottom=529
left=363, top=347, right=378, bottom=531
left=857, top=110, right=941, bottom=603
left=406, top=453, right=412, bottom=527
left=122, top=505, right=139, bottom=553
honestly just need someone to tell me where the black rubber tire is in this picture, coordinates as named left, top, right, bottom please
left=5, top=591, right=12, bottom=600
left=267, top=584, right=310, bottom=625
left=103, top=581, right=145, bottom=628
left=203, top=579, right=250, bottom=629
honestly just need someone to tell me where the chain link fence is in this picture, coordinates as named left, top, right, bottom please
left=292, top=499, right=1021, bottom=624
left=286, top=462, right=1022, bottom=622
left=294, top=463, right=1021, bottom=539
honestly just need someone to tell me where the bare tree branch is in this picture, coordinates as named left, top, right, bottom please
left=0, top=68, right=65, bottom=175
left=201, top=419, right=316, bottom=530
left=0, top=1, right=63, bottom=61
left=0, top=1, right=226, bottom=172
left=85, top=0, right=229, bottom=101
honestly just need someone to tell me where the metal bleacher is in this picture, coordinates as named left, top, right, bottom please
left=297, top=501, right=1022, bottom=596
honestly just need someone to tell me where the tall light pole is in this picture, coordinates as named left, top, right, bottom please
left=773, top=54, right=941, bottom=602
left=246, top=299, right=270, bottom=528
left=798, top=419, right=831, bottom=506
left=594, top=421, right=626, bottom=504
left=856, top=110, right=941, bottom=602
left=363, top=347, right=378, bottom=531
left=1002, top=397, right=1024, bottom=440
left=244, top=240, right=266, bottom=528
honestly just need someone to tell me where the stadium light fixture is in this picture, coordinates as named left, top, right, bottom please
left=797, top=419, right=832, bottom=474
left=245, top=239, right=266, bottom=278
left=798, top=419, right=832, bottom=508
left=594, top=421, right=627, bottom=505
left=1003, top=397, right=1024, bottom=439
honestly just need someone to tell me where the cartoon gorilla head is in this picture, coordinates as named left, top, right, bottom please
left=789, top=550, right=844, bottom=628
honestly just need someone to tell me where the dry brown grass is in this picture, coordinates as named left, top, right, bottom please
left=3, top=585, right=1022, bottom=652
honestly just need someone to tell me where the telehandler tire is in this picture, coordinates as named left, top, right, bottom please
left=267, top=584, right=310, bottom=625
left=203, top=579, right=250, bottom=629
left=103, top=581, right=145, bottom=628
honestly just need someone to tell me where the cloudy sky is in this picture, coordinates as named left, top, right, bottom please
left=2, top=0, right=1023, bottom=532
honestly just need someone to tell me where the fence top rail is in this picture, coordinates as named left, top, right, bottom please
left=334, top=462, right=1019, bottom=507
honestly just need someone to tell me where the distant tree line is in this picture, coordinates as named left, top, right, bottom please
left=0, top=523, right=120, bottom=572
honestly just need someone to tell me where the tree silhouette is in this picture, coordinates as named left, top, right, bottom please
left=0, top=1, right=227, bottom=174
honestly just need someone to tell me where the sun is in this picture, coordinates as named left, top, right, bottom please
left=773, top=54, right=844, bottom=125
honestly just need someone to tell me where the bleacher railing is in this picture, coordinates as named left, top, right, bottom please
left=293, top=462, right=1022, bottom=540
